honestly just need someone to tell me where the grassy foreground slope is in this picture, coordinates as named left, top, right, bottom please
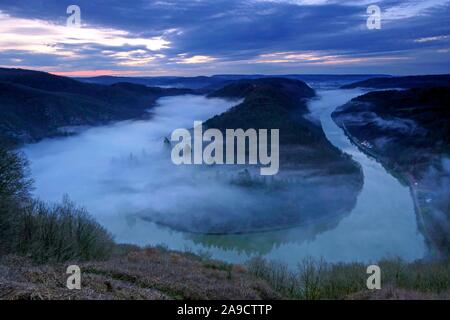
left=1, top=247, right=449, bottom=300
left=0, top=247, right=279, bottom=300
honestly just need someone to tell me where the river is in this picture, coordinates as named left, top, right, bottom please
left=23, top=89, right=427, bottom=267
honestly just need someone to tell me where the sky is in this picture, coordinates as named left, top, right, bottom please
left=0, top=0, right=449, bottom=76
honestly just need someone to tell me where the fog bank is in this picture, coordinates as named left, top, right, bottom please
left=23, top=92, right=426, bottom=266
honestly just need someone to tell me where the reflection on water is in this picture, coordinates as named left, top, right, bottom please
left=187, top=207, right=349, bottom=255
left=23, top=90, right=426, bottom=267
left=136, top=169, right=360, bottom=235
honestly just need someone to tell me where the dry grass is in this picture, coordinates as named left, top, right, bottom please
left=0, top=247, right=279, bottom=300
left=246, top=256, right=450, bottom=300
left=2, top=249, right=450, bottom=300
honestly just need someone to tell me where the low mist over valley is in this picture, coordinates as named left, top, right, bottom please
left=0, top=0, right=449, bottom=301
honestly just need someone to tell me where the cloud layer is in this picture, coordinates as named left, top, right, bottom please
left=0, top=0, right=449, bottom=75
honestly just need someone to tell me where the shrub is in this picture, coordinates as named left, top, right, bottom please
left=13, top=196, right=114, bottom=263
left=0, top=147, right=33, bottom=201
left=0, top=146, right=33, bottom=254
left=0, top=145, right=114, bottom=263
left=247, top=256, right=450, bottom=299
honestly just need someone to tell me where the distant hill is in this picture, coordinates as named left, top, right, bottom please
left=205, top=78, right=362, bottom=174
left=208, top=77, right=315, bottom=102
left=76, top=74, right=387, bottom=90
left=0, top=68, right=384, bottom=146
left=0, top=68, right=194, bottom=145
left=341, top=74, right=450, bottom=89
left=75, top=75, right=227, bottom=90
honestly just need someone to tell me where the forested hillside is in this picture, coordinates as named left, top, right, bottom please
left=0, top=68, right=194, bottom=145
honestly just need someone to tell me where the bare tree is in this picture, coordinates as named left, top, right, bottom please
left=0, top=146, right=33, bottom=254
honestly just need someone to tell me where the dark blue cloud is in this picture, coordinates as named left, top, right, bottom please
left=0, top=0, right=449, bottom=75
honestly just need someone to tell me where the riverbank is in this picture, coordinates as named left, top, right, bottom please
left=338, top=123, right=436, bottom=257
left=333, top=87, right=450, bottom=259
left=334, top=113, right=448, bottom=259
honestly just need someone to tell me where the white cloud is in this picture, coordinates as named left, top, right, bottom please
left=255, top=0, right=450, bottom=21
left=414, top=35, right=450, bottom=43
left=0, top=11, right=170, bottom=57
left=175, top=55, right=217, bottom=64
left=383, top=0, right=450, bottom=20
left=253, top=0, right=376, bottom=6
left=253, top=51, right=409, bottom=65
